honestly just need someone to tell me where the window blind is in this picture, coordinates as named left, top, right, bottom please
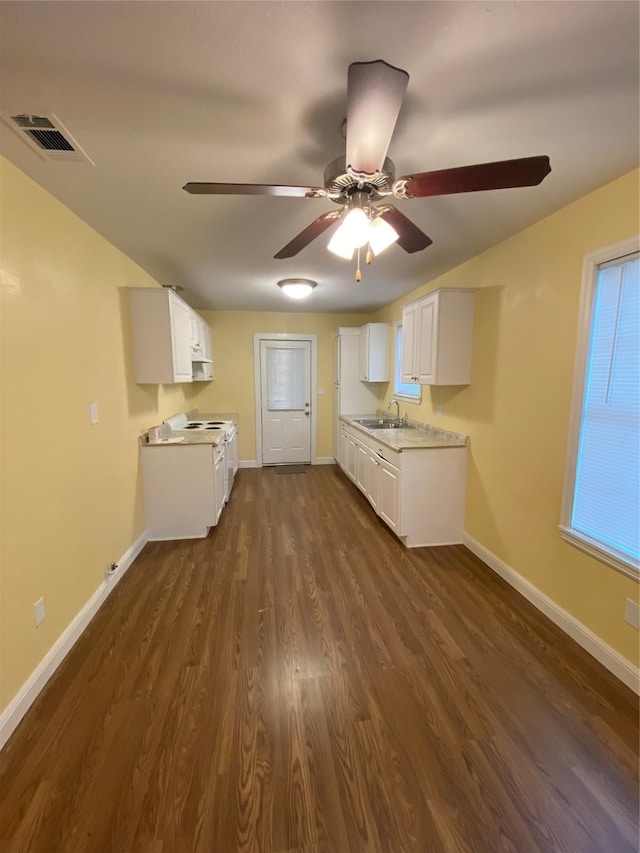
left=266, top=346, right=305, bottom=411
left=571, top=253, right=639, bottom=566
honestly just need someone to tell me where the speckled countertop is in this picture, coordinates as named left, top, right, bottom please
left=141, top=431, right=225, bottom=447
left=340, top=414, right=468, bottom=450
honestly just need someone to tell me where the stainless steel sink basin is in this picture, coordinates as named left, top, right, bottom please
left=368, top=422, right=402, bottom=429
left=354, top=418, right=402, bottom=429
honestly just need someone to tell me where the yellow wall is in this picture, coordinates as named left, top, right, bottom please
left=373, top=169, right=640, bottom=665
left=0, top=158, right=192, bottom=710
left=0, top=155, right=370, bottom=715
left=187, top=310, right=371, bottom=461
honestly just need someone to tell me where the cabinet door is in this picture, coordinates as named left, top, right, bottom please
left=200, top=317, right=212, bottom=361
left=169, top=295, right=194, bottom=381
left=365, top=450, right=380, bottom=511
left=416, top=294, right=439, bottom=384
left=189, top=313, right=202, bottom=355
left=378, top=459, right=400, bottom=532
left=355, top=441, right=368, bottom=492
left=401, top=303, right=418, bottom=383
left=347, top=436, right=358, bottom=482
left=212, top=448, right=225, bottom=524
left=358, top=326, right=369, bottom=381
left=339, top=428, right=349, bottom=471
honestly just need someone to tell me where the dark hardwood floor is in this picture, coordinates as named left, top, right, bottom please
left=1, top=465, right=638, bottom=852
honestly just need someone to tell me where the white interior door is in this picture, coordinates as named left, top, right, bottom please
left=260, top=339, right=311, bottom=464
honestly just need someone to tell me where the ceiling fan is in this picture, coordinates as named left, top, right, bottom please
left=184, top=60, right=551, bottom=279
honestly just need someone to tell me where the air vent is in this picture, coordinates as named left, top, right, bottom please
left=0, top=112, right=94, bottom=164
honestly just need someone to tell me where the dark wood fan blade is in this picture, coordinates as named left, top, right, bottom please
left=346, top=60, right=409, bottom=179
left=397, top=155, right=551, bottom=198
left=378, top=206, right=433, bottom=253
left=183, top=182, right=328, bottom=198
left=274, top=211, right=343, bottom=259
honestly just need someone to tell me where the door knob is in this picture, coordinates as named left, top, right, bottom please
left=304, top=411, right=310, bottom=417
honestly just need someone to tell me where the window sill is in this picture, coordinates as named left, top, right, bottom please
left=392, top=391, right=422, bottom=404
left=558, top=525, right=639, bottom=582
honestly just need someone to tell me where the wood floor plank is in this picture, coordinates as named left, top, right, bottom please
left=0, top=465, right=637, bottom=852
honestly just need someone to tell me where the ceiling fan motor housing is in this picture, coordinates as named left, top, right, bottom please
left=323, top=155, right=396, bottom=205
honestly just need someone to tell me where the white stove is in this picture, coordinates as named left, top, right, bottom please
left=163, top=413, right=232, bottom=435
left=162, top=412, right=238, bottom=500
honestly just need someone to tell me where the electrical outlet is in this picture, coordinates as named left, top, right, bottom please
left=89, top=403, right=99, bottom=424
left=624, top=598, right=640, bottom=631
left=317, top=386, right=324, bottom=395
left=34, top=597, right=46, bottom=626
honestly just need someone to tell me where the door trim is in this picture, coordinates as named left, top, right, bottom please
left=253, top=333, right=318, bottom=467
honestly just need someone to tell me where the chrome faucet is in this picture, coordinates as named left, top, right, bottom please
left=387, top=398, right=401, bottom=424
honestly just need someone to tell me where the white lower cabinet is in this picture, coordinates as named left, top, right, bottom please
left=339, top=424, right=349, bottom=473
left=212, top=444, right=226, bottom=524
left=340, top=421, right=467, bottom=547
left=377, top=456, right=400, bottom=532
left=355, top=440, right=368, bottom=492
left=364, top=448, right=380, bottom=514
left=347, top=434, right=358, bottom=482
left=140, top=443, right=226, bottom=540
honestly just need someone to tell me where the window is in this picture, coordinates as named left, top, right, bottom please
left=393, top=322, right=421, bottom=402
left=560, top=238, right=639, bottom=578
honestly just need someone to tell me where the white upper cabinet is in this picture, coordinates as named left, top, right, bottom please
left=359, top=323, right=390, bottom=382
left=189, top=312, right=203, bottom=359
left=169, top=295, right=194, bottom=382
left=189, top=313, right=212, bottom=363
left=199, top=316, right=212, bottom=362
left=128, top=288, right=212, bottom=384
left=401, top=288, right=475, bottom=385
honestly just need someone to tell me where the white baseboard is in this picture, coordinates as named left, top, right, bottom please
left=463, top=533, right=639, bottom=695
left=0, top=530, right=149, bottom=751
left=239, top=459, right=336, bottom=468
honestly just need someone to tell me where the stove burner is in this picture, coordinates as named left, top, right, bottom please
left=207, top=421, right=226, bottom=426
left=184, top=424, right=201, bottom=429
left=205, top=426, right=222, bottom=430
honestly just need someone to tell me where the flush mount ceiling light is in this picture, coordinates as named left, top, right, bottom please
left=277, top=278, right=317, bottom=299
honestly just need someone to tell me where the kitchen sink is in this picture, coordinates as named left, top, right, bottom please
left=354, top=418, right=402, bottom=429
left=368, top=422, right=403, bottom=429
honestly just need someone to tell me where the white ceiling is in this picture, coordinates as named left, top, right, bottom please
left=1, top=1, right=638, bottom=313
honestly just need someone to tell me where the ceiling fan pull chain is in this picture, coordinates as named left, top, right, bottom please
left=356, top=246, right=362, bottom=282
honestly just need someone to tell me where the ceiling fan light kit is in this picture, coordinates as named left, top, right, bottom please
left=338, top=205, right=370, bottom=249
left=277, top=278, right=317, bottom=299
left=327, top=228, right=354, bottom=260
left=185, top=59, right=551, bottom=282
left=368, top=216, right=399, bottom=256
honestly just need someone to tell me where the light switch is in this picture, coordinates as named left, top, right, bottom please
left=317, top=387, right=325, bottom=395
left=89, top=403, right=99, bottom=424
